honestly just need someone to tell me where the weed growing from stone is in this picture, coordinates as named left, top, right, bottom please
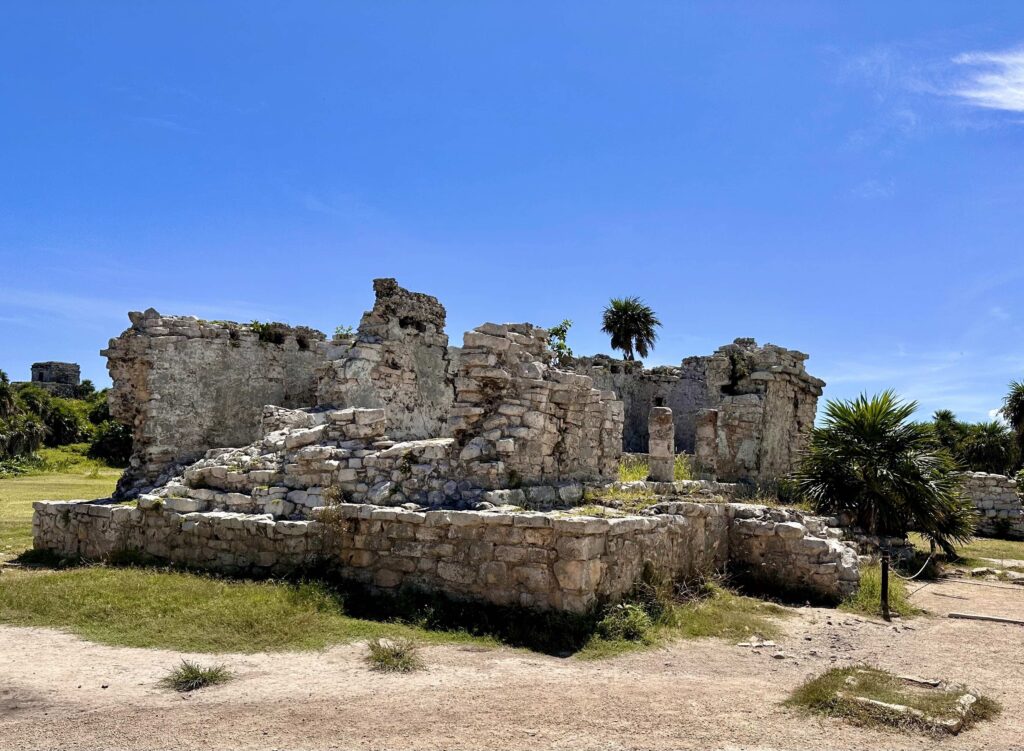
left=366, top=638, right=423, bottom=673
left=160, top=659, right=231, bottom=692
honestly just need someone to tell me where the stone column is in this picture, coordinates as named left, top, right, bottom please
left=648, top=406, right=675, bottom=482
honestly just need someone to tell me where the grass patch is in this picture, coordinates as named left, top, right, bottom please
left=581, top=484, right=658, bottom=513
left=0, top=470, right=120, bottom=561
left=0, top=444, right=120, bottom=478
left=616, top=454, right=695, bottom=483
left=787, top=666, right=1000, bottom=734
left=0, top=567, right=495, bottom=653
left=909, top=533, right=1024, bottom=571
left=618, top=455, right=649, bottom=482
left=840, top=566, right=921, bottom=619
left=578, top=576, right=787, bottom=660
left=673, top=455, right=693, bottom=481
left=366, top=638, right=423, bottom=672
left=160, top=659, right=232, bottom=692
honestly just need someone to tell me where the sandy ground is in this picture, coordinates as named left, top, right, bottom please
left=1, top=578, right=1023, bottom=751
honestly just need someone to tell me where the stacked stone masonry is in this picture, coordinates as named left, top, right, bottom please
left=449, top=323, right=623, bottom=489
left=574, top=339, right=824, bottom=484
left=33, top=498, right=857, bottom=611
left=103, top=311, right=326, bottom=498
left=103, top=280, right=821, bottom=497
left=316, top=278, right=457, bottom=441
left=959, top=472, right=1024, bottom=540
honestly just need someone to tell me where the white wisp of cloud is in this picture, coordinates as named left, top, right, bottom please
left=952, top=48, right=1024, bottom=113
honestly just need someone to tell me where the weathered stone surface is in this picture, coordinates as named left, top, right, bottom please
left=14, top=361, right=82, bottom=397
left=316, top=278, right=456, bottom=442
left=103, top=311, right=326, bottom=497
left=449, top=324, right=623, bottom=489
left=34, top=496, right=858, bottom=609
left=574, top=339, right=824, bottom=485
left=958, top=472, right=1024, bottom=539
left=648, top=406, right=674, bottom=482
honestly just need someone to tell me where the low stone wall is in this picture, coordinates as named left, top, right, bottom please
left=33, top=499, right=858, bottom=610
left=726, top=504, right=860, bottom=596
left=958, top=472, right=1024, bottom=539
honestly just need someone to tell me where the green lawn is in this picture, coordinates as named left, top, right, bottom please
left=0, top=567, right=495, bottom=653
left=0, top=470, right=120, bottom=561
left=909, top=533, right=1024, bottom=564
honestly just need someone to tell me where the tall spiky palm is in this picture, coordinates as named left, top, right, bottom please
left=1001, top=380, right=1024, bottom=467
left=960, top=420, right=1017, bottom=475
left=601, top=297, right=662, bottom=361
left=794, top=391, right=975, bottom=553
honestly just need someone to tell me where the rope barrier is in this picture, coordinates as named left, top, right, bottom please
left=890, top=554, right=934, bottom=581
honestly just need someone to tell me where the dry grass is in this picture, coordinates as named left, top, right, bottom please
left=788, top=666, right=1000, bottom=734
left=366, top=638, right=423, bottom=672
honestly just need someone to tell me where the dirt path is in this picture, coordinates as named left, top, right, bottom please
left=1, top=579, right=1023, bottom=751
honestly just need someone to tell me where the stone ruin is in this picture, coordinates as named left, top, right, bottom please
left=14, top=361, right=81, bottom=398
left=573, top=340, right=824, bottom=485
left=958, top=472, right=1024, bottom=540
left=34, top=278, right=862, bottom=612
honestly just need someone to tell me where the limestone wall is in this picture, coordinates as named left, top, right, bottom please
left=575, top=339, right=824, bottom=485
left=103, top=311, right=326, bottom=498
left=316, top=278, right=457, bottom=441
left=34, top=497, right=859, bottom=609
left=958, top=472, right=1024, bottom=539
left=450, top=324, right=623, bottom=488
left=726, top=504, right=860, bottom=597
left=33, top=500, right=730, bottom=613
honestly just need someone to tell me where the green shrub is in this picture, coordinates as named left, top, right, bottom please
left=160, top=660, right=231, bottom=692
left=42, top=399, right=92, bottom=446
left=596, top=603, right=654, bottom=642
left=840, top=565, right=920, bottom=619
left=366, top=638, right=423, bottom=672
left=88, top=421, right=132, bottom=466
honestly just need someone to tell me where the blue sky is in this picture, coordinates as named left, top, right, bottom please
left=2, top=2, right=1023, bottom=422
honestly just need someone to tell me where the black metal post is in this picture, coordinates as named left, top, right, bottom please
left=880, top=546, right=891, bottom=621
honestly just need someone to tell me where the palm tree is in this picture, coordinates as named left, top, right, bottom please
left=1001, top=380, right=1024, bottom=466
left=793, top=391, right=976, bottom=618
left=601, top=297, right=662, bottom=361
left=959, top=421, right=1017, bottom=475
left=930, top=409, right=961, bottom=455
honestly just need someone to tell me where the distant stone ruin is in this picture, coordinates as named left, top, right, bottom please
left=959, top=472, right=1024, bottom=540
left=15, top=361, right=81, bottom=398
left=33, top=277, right=856, bottom=614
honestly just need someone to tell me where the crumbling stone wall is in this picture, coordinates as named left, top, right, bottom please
left=725, top=503, right=860, bottom=598
left=450, top=324, right=623, bottom=489
left=316, top=279, right=457, bottom=441
left=576, top=339, right=824, bottom=485
left=958, top=472, right=1024, bottom=539
left=573, top=357, right=706, bottom=453
left=103, top=311, right=326, bottom=498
